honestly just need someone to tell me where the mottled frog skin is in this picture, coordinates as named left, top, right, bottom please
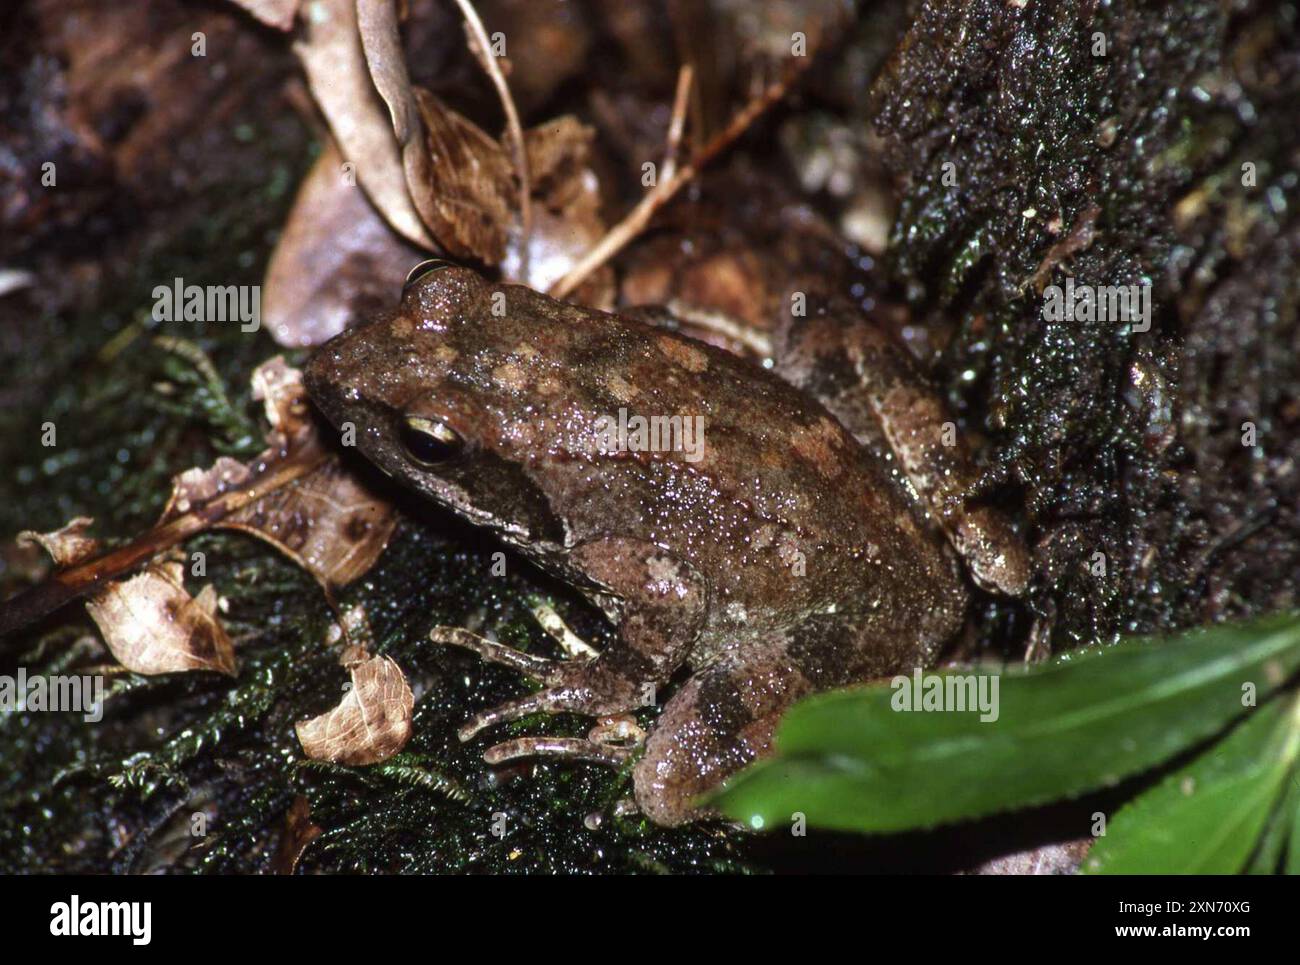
left=304, top=262, right=1028, bottom=825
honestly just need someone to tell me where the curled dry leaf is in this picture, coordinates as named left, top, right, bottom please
left=353, top=4, right=504, bottom=264
left=272, top=795, right=322, bottom=875
left=156, top=357, right=309, bottom=528
left=301, top=1, right=605, bottom=281
left=225, top=0, right=301, bottom=31
left=85, top=561, right=237, bottom=676
left=410, top=87, right=515, bottom=263
left=0, top=357, right=396, bottom=642
left=355, top=0, right=443, bottom=266
left=262, top=139, right=424, bottom=347
left=17, top=517, right=101, bottom=568
left=295, top=655, right=414, bottom=765
left=294, top=0, right=434, bottom=249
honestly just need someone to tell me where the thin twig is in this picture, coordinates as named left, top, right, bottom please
left=549, top=58, right=810, bottom=301
left=660, top=64, right=694, bottom=184
left=452, top=0, right=531, bottom=277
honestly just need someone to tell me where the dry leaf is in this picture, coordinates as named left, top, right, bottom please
left=263, top=139, right=423, bottom=347
left=85, top=561, right=237, bottom=676
left=501, top=116, right=612, bottom=301
left=272, top=795, right=322, bottom=874
left=250, top=355, right=314, bottom=444
left=0, top=357, right=396, bottom=647
left=158, top=458, right=252, bottom=524
left=222, top=456, right=398, bottom=590
left=295, top=655, right=414, bottom=765
left=155, top=358, right=307, bottom=528
left=17, top=517, right=101, bottom=568
left=156, top=358, right=397, bottom=589
left=409, top=87, right=516, bottom=263
left=354, top=3, right=468, bottom=263
left=294, top=0, right=434, bottom=248
left=226, top=0, right=301, bottom=31
left=524, top=115, right=596, bottom=200
left=356, top=0, right=419, bottom=145
left=303, top=1, right=596, bottom=274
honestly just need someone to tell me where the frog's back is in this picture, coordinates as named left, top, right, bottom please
left=507, top=289, right=966, bottom=643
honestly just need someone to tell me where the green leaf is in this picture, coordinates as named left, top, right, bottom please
left=1245, top=762, right=1300, bottom=874
left=714, top=613, right=1300, bottom=833
left=1288, top=777, right=1300, bottom=875
left=1085, top=695, right=1300, bottom=874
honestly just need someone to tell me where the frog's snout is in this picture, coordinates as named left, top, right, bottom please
left=302, top=325, right=366, bottom=425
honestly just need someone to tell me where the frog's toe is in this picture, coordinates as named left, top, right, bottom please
left=429, top=625, right=567, bottom=684
left=457, top=690, right=557, bottom=740
left=483, top=736, right=634, bottom=768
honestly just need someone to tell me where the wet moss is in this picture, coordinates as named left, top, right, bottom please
left=872, top=0, right=1300, bottom=649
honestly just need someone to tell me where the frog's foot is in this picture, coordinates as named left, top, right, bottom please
left=633, top=645, right=813, bottom=826
left=429, top=596, right=600, bottom=680
left=455, top=663, right=647, bottom=740
left=429, top=626, right=647, bottom=740
left=436, top=537, right=705, bottom=766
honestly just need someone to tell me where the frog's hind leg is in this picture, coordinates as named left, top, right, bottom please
left=774, top=298, right=1031, bottom=597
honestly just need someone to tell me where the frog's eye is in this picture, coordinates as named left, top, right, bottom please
left=400, top=416, right=463, bottom=465
left=403, top=259, right=456, bottom=291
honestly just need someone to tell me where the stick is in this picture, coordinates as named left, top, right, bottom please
left=549, top=59, right=808, bottom=300
left=660, top=64, right=694, bottom=184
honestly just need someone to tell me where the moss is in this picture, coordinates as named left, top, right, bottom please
left=872, top=0, right=1300, bottom=650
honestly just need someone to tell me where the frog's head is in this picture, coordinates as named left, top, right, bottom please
left=303, top=260, right=572, bottom=547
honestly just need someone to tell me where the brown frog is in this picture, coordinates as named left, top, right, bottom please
left=303, top=260, right=1029, bottom=826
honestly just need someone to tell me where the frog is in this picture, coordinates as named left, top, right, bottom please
left=303, top=259, right=1030, bottom=826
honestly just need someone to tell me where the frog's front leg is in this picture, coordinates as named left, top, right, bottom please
left=633, top=641, right=817, bottom=826
left=434, top=537, right=707, bottom=759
